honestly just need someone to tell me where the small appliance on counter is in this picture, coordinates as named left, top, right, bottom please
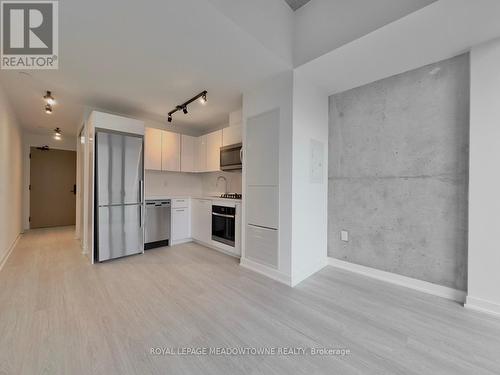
left=145, top=199, right=171, bottom=249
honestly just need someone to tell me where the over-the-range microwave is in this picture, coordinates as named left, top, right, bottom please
left=220, top=143, right=242, bottom=171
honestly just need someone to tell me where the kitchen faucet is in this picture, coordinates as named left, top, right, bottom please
left=216, top=175, right=228, bottom=194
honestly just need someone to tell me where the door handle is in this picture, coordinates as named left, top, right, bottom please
left=71, top=184, right=76, bottom=194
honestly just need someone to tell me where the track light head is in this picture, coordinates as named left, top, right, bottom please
left=44, top=90, right=55, bottom=105
left=200, top=92, right=207, bottom=104
left=182, top=106, right=188, bottom=114
left=54, top=127, right=62, bottom=140
left=45, top=104, right=53, bottom=114
left=167, top=115, right=172, bottom=123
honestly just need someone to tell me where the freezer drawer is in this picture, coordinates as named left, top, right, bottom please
left=97, top=204, right=143, bottom=262
left=245, top=224, right=278, bottom=268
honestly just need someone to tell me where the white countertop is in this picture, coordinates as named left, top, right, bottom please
left=145, top=195, right=242, bottom=203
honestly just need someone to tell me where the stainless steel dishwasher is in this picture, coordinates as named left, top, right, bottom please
left=145, top=200, right=171, bottom=250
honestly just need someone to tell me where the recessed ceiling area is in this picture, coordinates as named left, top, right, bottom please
left=284, top=0, right=312, bottom=11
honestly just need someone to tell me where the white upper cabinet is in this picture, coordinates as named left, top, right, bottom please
left=144, top=127, right=162, bottom=171
left=206, top=130, right=222, bottom=172
left=181, top=135, right=196, bottom=173
left=222, top=125, right=242, bottom=146
left=195, top=135, right=207, bottom=172
left=162, top=131, right=181, bottom=172
left=144, top=122, right=238, bottom=174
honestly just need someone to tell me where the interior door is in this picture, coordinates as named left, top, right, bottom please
left=30, top=147, right=77, bottom=229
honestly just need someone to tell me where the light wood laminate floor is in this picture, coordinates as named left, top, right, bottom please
left=1, top=227, right=500, bottom=375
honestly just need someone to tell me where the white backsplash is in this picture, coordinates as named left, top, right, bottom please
left=145, top=170, right=242, bottom=197
left=201, top=171, right=242, bottom=196
left=145, top=171, right=203, bottom=197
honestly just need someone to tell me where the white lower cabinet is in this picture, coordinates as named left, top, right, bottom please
left=191, top=199, right=212, bottom=244
left=171, top=199, right=191, bottom=244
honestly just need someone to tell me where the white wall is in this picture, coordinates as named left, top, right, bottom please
left=290, top=71, right=329, bottom=285
left=22, top=132, right=77, bottom=231
left=0, top=84, right=23, bottom=268
left=242, top=71, right=294, bottom=281
left=466, top=38, right=500, bottom=316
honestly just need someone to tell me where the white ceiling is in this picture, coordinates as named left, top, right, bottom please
left=0, top=0, right=291, bottom=136
left=0, top=0, right=447, bottom=138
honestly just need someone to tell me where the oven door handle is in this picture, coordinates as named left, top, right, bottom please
left=212, top=213, right=235, bottom=219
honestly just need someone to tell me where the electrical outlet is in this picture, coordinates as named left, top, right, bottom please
left=341, top=230, right=349, bottom=242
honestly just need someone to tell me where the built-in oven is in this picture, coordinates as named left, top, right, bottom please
left=220, top=143, right=242, bottom=171
left=212, top=205, right=236, bottom=247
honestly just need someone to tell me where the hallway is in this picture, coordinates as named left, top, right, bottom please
left=1, top=227, right=500, bottom=374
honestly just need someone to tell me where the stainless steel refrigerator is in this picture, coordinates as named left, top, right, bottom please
left=95, top=129, right=144, bottom=262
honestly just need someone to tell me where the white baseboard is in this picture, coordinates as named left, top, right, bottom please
left=240, top=257, right=291, bottom=286
left=0, top=234, right=21, bottom=272
left=291, top=259, right=329, bottom=287
left=170, top=238, right=193, bottom=246
left=192, top=239, right=240, bottom=259
left=465, top=296, right=500, bottom=317
left=328, top=257, right=466, bottom=303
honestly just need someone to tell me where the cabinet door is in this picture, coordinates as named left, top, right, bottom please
left=222, top=125, right=242, bottom=146
left=246, top=109, right=279, bottom=186
left=191, top=199, right=211, bottom=243
left=161, top=131, right=180, bottom=172
left=144, top=128, right=162, bottom=170
left=172, top=207, right=190, bottom=241
left=181, top=135, right=196, bottom=172
left=206, top=130, right=222, bottom=172
left=195, top=135, right=207, bottom=172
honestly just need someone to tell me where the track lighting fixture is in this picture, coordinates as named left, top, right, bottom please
left=45, top=104, right=53, bottom=114
left=167, top=90, right=207, bottom=124
left=54, top=127, right=62, bottom=140
left=43, top=90, right=55, bottom=105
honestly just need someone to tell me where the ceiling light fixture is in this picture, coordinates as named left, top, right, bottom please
left=167, top=90, right=207, bottom=124
left=43, top=90, right=55, bottom=105
left=200, top=92, right=207, bottom=104
left=45, top=104, right=53, bottom=114
left=54, top=127, right=62, bottom=140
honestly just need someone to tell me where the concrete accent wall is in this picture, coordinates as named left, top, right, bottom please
left=328, top=54, right=469, bottom=291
